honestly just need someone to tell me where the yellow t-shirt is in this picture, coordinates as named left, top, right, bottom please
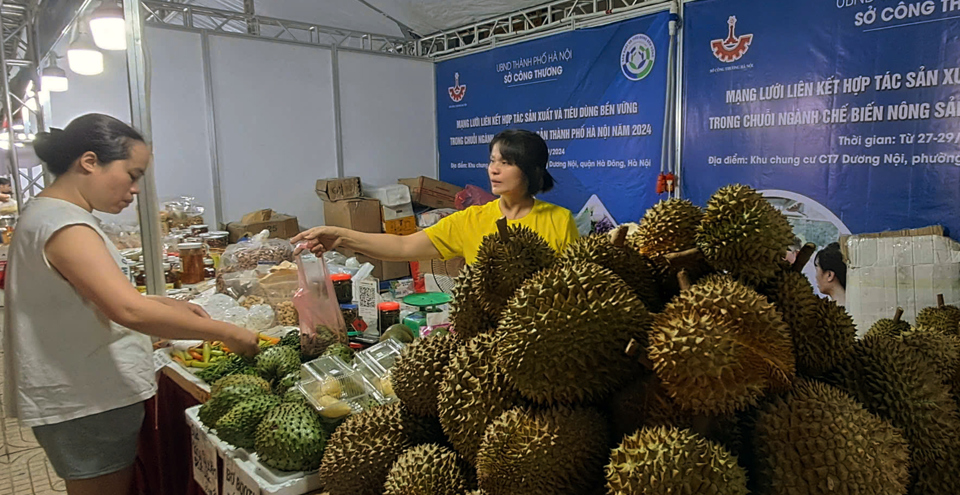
left=425, top=199, right=579, bottom=264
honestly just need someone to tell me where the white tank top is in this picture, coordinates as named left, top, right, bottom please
left=3, top=197, right=156, bottom=427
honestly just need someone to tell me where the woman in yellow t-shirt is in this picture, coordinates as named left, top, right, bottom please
left=293, top=129, right=579, bottom=264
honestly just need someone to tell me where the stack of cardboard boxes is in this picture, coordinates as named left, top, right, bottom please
left=316, top=176, right=464, bottom=281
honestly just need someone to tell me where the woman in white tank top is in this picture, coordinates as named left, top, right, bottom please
left=4, top=114, right=260, bottom=495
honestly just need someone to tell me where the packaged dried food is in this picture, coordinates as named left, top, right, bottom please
left=219, top=230, right=294, bottom=274
left=179, top=242, right=206, bottom=285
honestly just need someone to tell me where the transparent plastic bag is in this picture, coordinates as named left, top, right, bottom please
left=293, top=249, right=348, bottom=358
left=215, top=269, right=262, bottom=298
left=220, top=230, right=294, bottom=274
left=199, top=293, right=241, bottom=320
left=246, top=304, right=276, bottom=331
left=162, top=196, right=205, bottom=231
left=222, top=306, right=250, bottom=327
left=253, top=268, right=300, bottom=307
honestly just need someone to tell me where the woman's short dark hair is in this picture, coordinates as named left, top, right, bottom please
left=815, top=242, right=846, bottom=289
left=34, top=114, right=145, bottom=176
left=0, top=177, right=9, bottom=186
left=489, top=129, right=555, bottom=196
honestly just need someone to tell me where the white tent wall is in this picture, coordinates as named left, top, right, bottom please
left=205, top=35, right=338, bottom=230
left=338, top=51, right=436, bottom=187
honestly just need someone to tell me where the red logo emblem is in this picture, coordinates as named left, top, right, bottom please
left=448, top=72, right=466, bottom=102
left=711, top=16, right=753, bottom=63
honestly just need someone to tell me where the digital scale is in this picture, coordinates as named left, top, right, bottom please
left=401, top=292, right=452, bottom=336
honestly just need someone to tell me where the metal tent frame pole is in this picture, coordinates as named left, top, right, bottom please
left=124, top=0, right=166, bottom=296
left=0, top=0, right=25, bottom=207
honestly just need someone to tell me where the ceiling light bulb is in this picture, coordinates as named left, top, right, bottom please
left=68, top=24, right=104, bottom=76
left=89, top=1, right=126, bottom=51
left=41, top=59, right=69, bottom=92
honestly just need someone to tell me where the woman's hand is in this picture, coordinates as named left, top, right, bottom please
left=292, top=227, right=345, bottom=255
left=223, top=326, right=261, bottom=357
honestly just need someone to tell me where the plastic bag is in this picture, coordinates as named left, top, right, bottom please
left=246, top=304, right=276, bottom=331
left=220, top=230, right=294, bottom=274
left=252, top=267, right=299, bottom=307
left=455, top=185, right=496, bottom=210
left=215, top=269, right=262, bottom=298
left=199, top=293, right=241, bottom=320
left=161, top=196, right=205, bottom=231
left=222, top=306, right=249, bottom=327
left=293, top=250, right=347, bottom=358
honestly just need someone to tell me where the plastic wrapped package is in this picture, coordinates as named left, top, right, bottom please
left=246, top=304, right=276, bottom=331
left=297, top=356, right=377, bottom=423
left=161, top=196, right=206, bottom=231
left=222, top=306, right=249, bottom=327
left=199, top=293, right=240, bottom=321
left=220, top=230, right=294, bottom=274
left=215, top=269, right=261, bottom=298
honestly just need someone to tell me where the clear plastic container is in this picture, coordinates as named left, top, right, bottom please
left=297, top=356, right=376, bottom=423
left=352, top=339, right=405, bottom=404
left=179, top=242, right=206, bottom=284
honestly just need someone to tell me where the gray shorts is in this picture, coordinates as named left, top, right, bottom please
left=33, top=402, right=145, bottom=481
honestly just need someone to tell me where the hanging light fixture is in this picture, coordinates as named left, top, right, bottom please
left=41, top=57, right=69, bottom=92
left=67, top=23, right=104, bottom=76
left=89, top=0, right=126, bottom=51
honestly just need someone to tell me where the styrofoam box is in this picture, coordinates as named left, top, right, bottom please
left=846, top=234, right=960, bottom=336
left=364, top=183, right=412, bottom=207
left=186, top=405, right=322, bottom=495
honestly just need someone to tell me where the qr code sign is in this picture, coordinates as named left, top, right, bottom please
left=357, top=283, right=378, bottom=308
left=356, top=279, right=380, bottom=331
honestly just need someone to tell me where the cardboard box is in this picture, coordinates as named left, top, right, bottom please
left=226, top=210, right=300, bottom=243
left=323, top=198, right=381, bottom=233
left=366, top=184, right=412, bottom=207
left=385, top=216, right=417, bottom=236
left=339, top=248, right=410, bottom=281
left=382, top=202, right=415, bottom=222
left=316, top=177, right=362, bottom=202
left=845, top=226, right=960, bottom=336
left=399, top=177, right=464, bottom=209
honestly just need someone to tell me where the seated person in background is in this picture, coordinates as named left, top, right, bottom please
left=814, top=242, right=846, bottom=306
left=0, top=177, right=12, bottom=202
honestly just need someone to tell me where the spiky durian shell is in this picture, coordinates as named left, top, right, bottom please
left=865, top=317, right=911, bottom=339
left=605, top=426, right=748, bottom=495
left=762, top=270, right=835, bottom=376
left=606, top=370, right=689, bottom=441
left=392, top=334, right=459, bottom=417
left=752, top=380, right=911, bottom=495
left=476, top=406, right=609, bottom=495
left=630, top=198, right=703, bottom=258
left=560, top=234, right=662, bottom=312
left=796, top=297, right=857, bottom=376
left=449, top=264, right=499, bottom=341
left=696, top=184, right=794, bottom=287
left=438, top=334, right=523, bottom=465
left=473, top=224, right=556, bottom=315
left=319, top=402, right=444, bottom=495
left=897, top=325, right=960, bottom=382
left=916, top=304, right=960, bottom=335
left=824, top=336, right=960, bottom=494
left=497, top=262, right=652, bottom=405
left=649, top=274, right=795, bottom=415
left=383, top=444, right=473, bottom=495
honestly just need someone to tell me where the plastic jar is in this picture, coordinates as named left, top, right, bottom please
left=179, top=242, right=206, bottom=285
left=134, top=264, right=146, bottom=293
left=203, top=232, right=229, bottom=249
left=340, top=303, right=359, bottom=329
left=191, top=224, right=209, bottom=236
left=204, top=258, right=216, bottom=280
left=331, top=273, right=353, bottom=304
left=378, top=302, right=401, bottom=333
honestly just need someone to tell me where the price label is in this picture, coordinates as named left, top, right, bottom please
left=223, top=457, right=260, bottom=495
left=153, top=350, right=173, bottom=373
left=190, top=422, right=219, bottom=495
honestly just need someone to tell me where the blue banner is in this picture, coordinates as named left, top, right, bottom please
left=436, top=12, right=671, bottom=230
left=682, top=0, right=960, bottom=244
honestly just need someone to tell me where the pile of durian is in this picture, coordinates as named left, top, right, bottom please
left=315, top=184, right=960, bottom=495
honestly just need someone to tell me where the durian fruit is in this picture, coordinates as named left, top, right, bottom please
left=497, top=262, right=652, bottom=404
left=199, top=379, right=271, bottom=428
left=824, top=336, right=960, bottom=494
left=649, top=274, right=795, bottom=415
left=476, top=406, right=609, bottom=495
left=383, top=444, right=472, bottom=495
left=210, top=374, right=272, bottom=397
left=438, top=334, right=522, bottom=464
left=629, top=198, right=703, bottom=258
left=320, top=402, right=444, bottom=495
left=215, top=394, right=282, bottom=449
left=797, top=297, right=856, bottom=376
left=916, top=295, right=960, bottom=335
left=865, top=307, right=911, bottom=339
left=449, top=264, right=498, bottom=341
left=559, top=230, right=662, bottom=312
left=473, top=223, right=556, bottom=311
left=605, top=426, right=748, bottom=495
left=752, top=380, right=911, bottom=495
left=392, top=334, right=459, bottom=417
left=254, top=402, right=326, bottom=472
left=321, top=342, right=355, bottom=363
left=256, top=345, right=301, bottom=383
left=897, top=325, right=960, bottom=381
left=696, top=184, right=794, bottom=286
left=606, top=369, right=689, bottom=441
